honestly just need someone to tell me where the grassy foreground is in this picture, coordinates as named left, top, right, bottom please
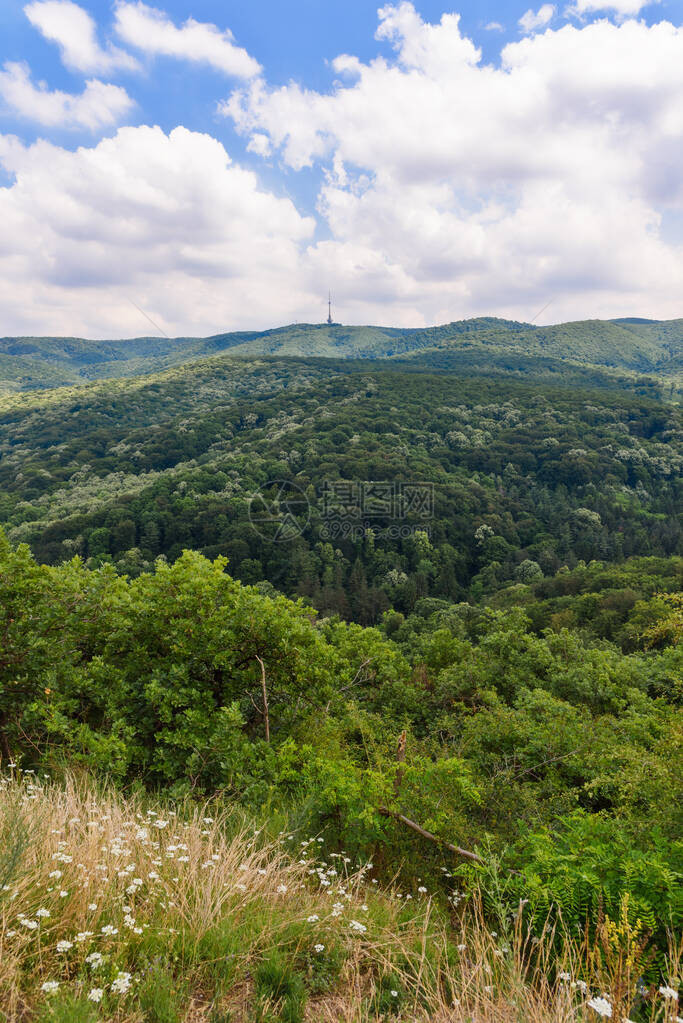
left=0, top=772, right=679, bottom=1023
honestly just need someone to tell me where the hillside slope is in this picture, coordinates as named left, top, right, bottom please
left=1, top=353, right=680, bottom=617
left=404, top=319, right=679, bottom=373
left=0, top=319, right=527, bottom=390
left=1, top=315, right=680, bottom=391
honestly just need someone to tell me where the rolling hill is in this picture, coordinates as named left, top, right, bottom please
left=1, top=315, right=680, bottom=392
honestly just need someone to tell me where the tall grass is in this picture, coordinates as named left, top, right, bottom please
left=0, top=770, right=679, bottom=1022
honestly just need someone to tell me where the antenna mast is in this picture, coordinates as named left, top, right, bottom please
left=327, top=291, right=333, bottom=325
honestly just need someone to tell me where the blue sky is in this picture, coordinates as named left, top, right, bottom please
left=0, top=0, right=682, bottom=336
left=0, top=0, right=572, bottom=196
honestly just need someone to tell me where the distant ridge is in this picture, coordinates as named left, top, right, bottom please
left=611, top=317, right=661, bottom=325
left=0, top=315, right=680, bottom=392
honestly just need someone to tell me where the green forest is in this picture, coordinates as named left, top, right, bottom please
left=2, top=316, right=681, bottom=391
left=1, top=352, right=680, bottom=623
left=1, top=320, right=681, bottom=1021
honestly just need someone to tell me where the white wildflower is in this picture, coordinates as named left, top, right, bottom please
left=87, top=988, right=104, bottom=1003
left=587, top=996, right=613, bottom=1018
left=41, top=981, right=59, bottom=993
left=111, top=971, right=132, bottom=994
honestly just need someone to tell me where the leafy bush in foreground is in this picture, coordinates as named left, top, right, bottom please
left=1, top=530, right=681, bottom=973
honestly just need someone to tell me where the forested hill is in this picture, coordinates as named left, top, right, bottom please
left=1, top=314, right=680, bottom=391
left=1, top=351, right=680, bottom=625
left=2, top=321, right=682, bottom=1012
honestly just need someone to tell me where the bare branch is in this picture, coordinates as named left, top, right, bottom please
left=378, top=805, right=485, bottom=865
left=256, top=655, right=269, bottom=744
left=338, top=659, right=374, bottom=693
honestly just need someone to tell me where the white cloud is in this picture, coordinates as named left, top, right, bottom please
left=484, top=22, right=505, bottom=32
left=221, top=6, right=683, bottom=324
left=0, top=61, right=133, bottom=129
left=113, top=2, right=261, bottom=78
left=24, top=0, right=138, bottom=74
left=519, top=4, right=556, bottom=33
left=375, top=4, right=481, bottom=76
left=0, top=125, right=315, bottom=336
left=2, top=3, right=683, bottom=335
left=246, top=132, right=272, bottom=157
left=567, top=0, right=658, bottom=18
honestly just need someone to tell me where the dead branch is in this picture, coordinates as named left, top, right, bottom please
left=256, top=655, right=269, bottom=743
left=378, top=805, right=522, bottom=876
left=378, top=805, right=485, bottom=864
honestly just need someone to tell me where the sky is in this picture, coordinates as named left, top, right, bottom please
left=1, top=0, right=682, bottom=338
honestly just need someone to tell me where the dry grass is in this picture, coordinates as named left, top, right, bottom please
left=0, top=771, right=679, bottom=1023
